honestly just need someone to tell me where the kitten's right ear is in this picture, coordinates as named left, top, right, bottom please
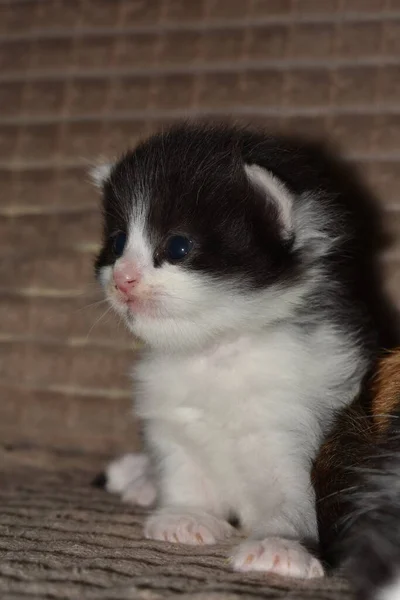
left=245, top=163, right=294, bottom=240
left=89, top=163, right=113, bottom=189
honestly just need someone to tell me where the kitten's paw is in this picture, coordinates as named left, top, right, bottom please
left=105, top=453, right=157, bottom=507
left=232, top=537, right=324, bottom=579
left=144, top=508, right=234, bottom=545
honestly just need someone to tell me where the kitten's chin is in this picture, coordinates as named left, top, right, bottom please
left=124, top=313, right=214, bottom=353
left=107, top=291, right=160, bottom=320
left=127, top=299, right=159, bottom=318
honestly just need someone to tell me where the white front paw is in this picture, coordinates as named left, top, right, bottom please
left=232, top=537, right=324, bottom=579
left=105, top=453, right=157, bottom=507
left=144, top=508, right=234, bottom=545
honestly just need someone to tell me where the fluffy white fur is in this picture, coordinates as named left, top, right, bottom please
left=145, top=507, right=234, bottom=544
left=90, top=163, right=113, bottom=188
left=105, top=453, right=156, bottom=506
left=232, top=537, right=324, bottom=578
left=98, top=162, right=366, bottom=578
left=379, top=577, right=400, bottom=600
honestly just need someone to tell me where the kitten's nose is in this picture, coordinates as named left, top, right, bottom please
left=113, top=264, right=139, bottom=296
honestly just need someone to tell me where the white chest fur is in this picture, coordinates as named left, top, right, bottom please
left=134, top=322, right=364, bottom=532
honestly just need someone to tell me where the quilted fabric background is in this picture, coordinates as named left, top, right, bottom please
left=2, top=0, right=400, bottom=455
left=0, top=1, right=399, bottom=598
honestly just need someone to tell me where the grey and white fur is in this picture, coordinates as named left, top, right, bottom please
left=347, top=436, right=400, bottom=600
left=93, top=123, right=384, bottom=578
left=339, top=407, right=400, bottom=600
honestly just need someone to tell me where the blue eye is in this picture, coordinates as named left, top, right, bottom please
left=113, top=232, right=126, bottom=257
left=166, top=235, right=192, bottom=262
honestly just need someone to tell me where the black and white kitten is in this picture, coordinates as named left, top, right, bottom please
left=92, top=123, right=383, bottom=578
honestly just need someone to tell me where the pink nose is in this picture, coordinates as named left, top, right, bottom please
left=113, top=265, right=139, bottom=295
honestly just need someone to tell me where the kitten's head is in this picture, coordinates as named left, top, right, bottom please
left=93, top=125, right=311, bottom=351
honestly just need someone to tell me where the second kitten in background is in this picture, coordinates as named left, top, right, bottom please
left=315, top=349, right=400, bottom=600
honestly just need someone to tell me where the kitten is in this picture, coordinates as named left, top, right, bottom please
left=315, top=349, right=400, bottom=600
left=92, top=123, right=384, bottom=578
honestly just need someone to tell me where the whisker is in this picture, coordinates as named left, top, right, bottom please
left=85, top=306, right=113, bottom=341
left=74, top=298, right=109, bottom=314
left=317, top=485, right=359, bottom=504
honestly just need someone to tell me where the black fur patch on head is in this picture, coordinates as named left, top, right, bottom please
left=94, top=121, right=398, bottom=349
left=94, top=174, right=129, bottom=275
left=96, top=124, right=298, bottom=289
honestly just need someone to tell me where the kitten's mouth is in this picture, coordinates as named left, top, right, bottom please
left=108, top=287, right=162, bottom=319
left=126, top=297, right=159, bottom=318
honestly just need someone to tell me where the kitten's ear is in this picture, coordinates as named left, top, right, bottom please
left=245, top=163, right=294, bottom=239
left=89, top=163, right=113, bottom=188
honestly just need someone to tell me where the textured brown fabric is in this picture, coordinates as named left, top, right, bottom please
left=1, top=0, right=400, bottom=597
left=0, top=447, right=352, bottom=599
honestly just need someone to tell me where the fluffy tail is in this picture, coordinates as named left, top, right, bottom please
left=315, top=350, right=400, bottom=599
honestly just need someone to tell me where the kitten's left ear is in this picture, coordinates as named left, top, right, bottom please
left=89, top=162, right=113, bottom=188
left=245, top=163, right=294, bottom=239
